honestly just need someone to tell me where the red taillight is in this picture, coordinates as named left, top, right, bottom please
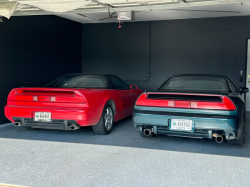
left=136, top=93, right=236, bottom=111
left=50, top=95, right=86, bottom=103
left=8, top=89, right=87, bottom=103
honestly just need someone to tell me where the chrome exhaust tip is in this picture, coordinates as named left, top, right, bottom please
left=68, top=124, right=80, bottom=131
left=13, top=122, right=22, bottom=127
left=215, top=135, right=223, bottom=143
left=143, top=129, right=152, bottom=136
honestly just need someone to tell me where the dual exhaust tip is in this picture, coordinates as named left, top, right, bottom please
left=143, top=129, right=224, bottom=143
left=13, top=122, right=80, bottom=131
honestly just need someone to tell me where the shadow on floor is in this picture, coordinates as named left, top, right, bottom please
left=1, top=115, right=250, bottom=158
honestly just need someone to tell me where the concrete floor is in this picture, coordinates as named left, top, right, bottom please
left=1, top=115, right=250, bottom=187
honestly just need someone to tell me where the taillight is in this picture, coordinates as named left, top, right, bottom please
left=49, top=95, right=86, bottom=103
left=136, top=93, right=236, bottom=111
left=8, top=89, right=87, bottom=103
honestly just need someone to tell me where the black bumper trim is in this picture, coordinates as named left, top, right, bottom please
left=157, top=130, right=208, bottom=138
left=13, top=117, right=76, bottom=130
left=134, top=109, right=238, bottom=119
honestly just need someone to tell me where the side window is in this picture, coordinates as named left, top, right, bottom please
left=108, top=75, right=129, bottom=90
left=227, top=79, right=237, bottom=92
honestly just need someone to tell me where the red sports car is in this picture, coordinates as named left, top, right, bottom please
left=5, top=74, right=143, bottom=134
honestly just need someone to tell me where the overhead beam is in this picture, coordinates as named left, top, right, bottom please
left=13, top=0, right=250, bottom=16
left=0, top=1, right=19, bottom=18
left=91, top=0, right=114, bottom=8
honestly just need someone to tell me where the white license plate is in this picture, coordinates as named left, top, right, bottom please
left=170, top=119, right=193, bottom=131
left=34, top=112, right=51, bottom=122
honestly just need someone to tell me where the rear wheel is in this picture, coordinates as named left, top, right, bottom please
left=92, top=104, right=114, bottom=135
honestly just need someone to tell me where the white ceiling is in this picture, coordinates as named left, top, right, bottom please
left=57, top=2, right=250, bottom=24
left=0, top=0, right=249, bottom=24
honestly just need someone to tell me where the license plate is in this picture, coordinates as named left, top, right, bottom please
left=34, top=112, right=51, bottom=122
left=169, top=119, right=194, bottom=132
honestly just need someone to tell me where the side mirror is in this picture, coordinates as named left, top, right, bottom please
left=239, top=87, right=249, bottom=93
left=130, top=85, right=137, bottom=90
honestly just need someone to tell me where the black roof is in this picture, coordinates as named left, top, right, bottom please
left=172, top=74, right=228, bottom=78
left=63, top=73, right=114, bottom=77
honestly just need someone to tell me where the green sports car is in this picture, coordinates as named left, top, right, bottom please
left=133, top=74, right=249, bottom=145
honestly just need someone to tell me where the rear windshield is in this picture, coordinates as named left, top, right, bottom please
left=45, top=74, right=108, bottom=88
left=159, top=76, right=232, bottom=93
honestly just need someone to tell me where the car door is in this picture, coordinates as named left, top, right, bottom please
left=107, top=75, right=136, bottom=117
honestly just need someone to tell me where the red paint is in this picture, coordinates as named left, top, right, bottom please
left=136, top=93, right=236, bottom=111
left=5, top=87, right=142, bottom=126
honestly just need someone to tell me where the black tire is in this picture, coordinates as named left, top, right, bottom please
left=92, top=104, right=114, bottom=135
left=229, top=132, right=244, bottom=145
left=139, top=130, right=154, bottom=138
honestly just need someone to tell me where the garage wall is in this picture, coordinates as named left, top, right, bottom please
left=0, top=16, right=82, bottom=124
left=82, top=16, right=250, bottom=91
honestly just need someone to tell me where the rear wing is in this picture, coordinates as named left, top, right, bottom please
left=136, top=92, right=236, bottom=111
left=8, top=88, right=87, bottom=103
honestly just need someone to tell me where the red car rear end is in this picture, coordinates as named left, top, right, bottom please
left=5, top=74, right=142, bottom=134
left=5, top=88, right=94, bottom=129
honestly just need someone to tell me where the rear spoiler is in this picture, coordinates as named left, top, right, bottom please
left=8, top=88, right=87, bottom=103
left=136, top=92, right=236, bottom=111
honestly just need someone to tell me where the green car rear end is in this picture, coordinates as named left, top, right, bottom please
left=133, top=92, right=243, bottom=144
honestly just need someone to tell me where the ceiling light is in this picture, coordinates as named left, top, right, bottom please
left=118, top=11, right=135, bottom=21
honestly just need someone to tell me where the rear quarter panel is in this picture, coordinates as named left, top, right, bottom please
left=228, top=93, right=245, bottom=137
left=78, top=89, right=122, bottom=121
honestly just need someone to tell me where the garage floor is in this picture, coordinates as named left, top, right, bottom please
left=0, top=115, right=250, bottom=187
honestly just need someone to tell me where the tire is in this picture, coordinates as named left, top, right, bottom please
left=139, top=130, right=154, bottom=138
left=229, top=132, right=244, bottom=145
left=92, top=104, right=114, bottom=135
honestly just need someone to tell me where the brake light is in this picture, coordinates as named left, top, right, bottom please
left=136, top=93, right=236, bottom=111
left=8, top=89, right=87, bottom=103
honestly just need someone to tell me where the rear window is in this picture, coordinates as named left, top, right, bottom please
left=159, top=76, right=232, bottom=92
left=45, top=74, right=108, bottom=88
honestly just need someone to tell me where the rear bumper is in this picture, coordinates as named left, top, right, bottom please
left=133, top=106, right=240, bottom=140
left=13, top=117, right=76, bottom=130
left=5, top=105, right=99, bottom=127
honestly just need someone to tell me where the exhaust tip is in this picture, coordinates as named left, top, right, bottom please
left=68, top=124, right=80, bottom=131
left=69, top=125, right=75, bottom=130
left=215, top=135, right=223, bottom=143
left=143, top=129, right=151, bottom=136
left=13, top=122, right=21, bottom=127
